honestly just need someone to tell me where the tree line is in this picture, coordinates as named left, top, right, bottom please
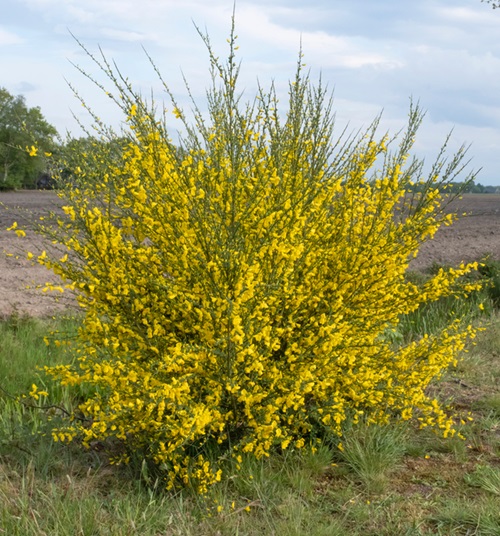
left=0, top=86, right=128, bottom=190
left=0, top=87, right=57, bottom=189
left=1, top=86, right=498, bottom=193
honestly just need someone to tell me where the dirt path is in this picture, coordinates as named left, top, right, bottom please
left=1, top=191, right=500, bottom=317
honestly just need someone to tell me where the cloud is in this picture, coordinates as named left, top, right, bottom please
left=217, top=3, right=403, bottom=70
left=15, top=81, right=38, bottom=93
left=100, top=28, right=153, bottom=43
left=4, top=0, right=500, bottom=183
left=0, top=27, right=23, bottom=45
left=438, top=5, right=499, bottom=25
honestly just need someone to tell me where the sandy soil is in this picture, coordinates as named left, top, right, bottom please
left=1, top=190, right=500, bottom=318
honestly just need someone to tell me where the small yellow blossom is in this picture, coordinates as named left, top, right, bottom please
left=29, top=384, right=48, bottom=400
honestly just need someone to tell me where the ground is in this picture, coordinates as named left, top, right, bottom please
left=410, top=193, right=500, bottom=271
left=0, top=190, right=70, bottom=317
left=1, top=190, right=500, bottom=317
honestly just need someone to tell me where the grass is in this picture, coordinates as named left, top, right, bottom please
left=1, top=271, right=500, bottom=535
left=338, top=422, right=408, bottom=494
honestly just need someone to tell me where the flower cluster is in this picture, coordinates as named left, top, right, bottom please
left=39, top=28, right=479, bottom=492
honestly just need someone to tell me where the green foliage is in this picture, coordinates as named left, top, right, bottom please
left=465, top=464, right=500, bottom=496
left=32, top=23, right=483, bottom=493
left=399, top=267, right=489, bottom=343
left=405, top=181, right=500, bottom=194
left=431, top=496, right=500, bottom=535
left=467, top=182, right=500, bottom=193
left=0, top=87, right=58, bottom=189
left=0, top=313, right=76, bottom=395
left=478, top=256, right=500, bottom=307
left=53, top=135, right=129, bottom=189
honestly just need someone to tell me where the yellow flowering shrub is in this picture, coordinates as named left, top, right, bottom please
left=39, top=28, right=479, bottom=492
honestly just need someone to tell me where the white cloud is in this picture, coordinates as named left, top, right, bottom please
left=225, top=4, right=401, bottom=70
left=0, top=28, right=23, bottom=45
left=100, top=28, right=152, bottom=43
left=439, top=6, right=499, bottom=25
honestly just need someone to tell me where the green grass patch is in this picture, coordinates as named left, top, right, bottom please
left=0, top=311, right=79, bottom=394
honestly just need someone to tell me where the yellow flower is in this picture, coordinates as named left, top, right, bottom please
left=29, top=384, right=48, bottom=400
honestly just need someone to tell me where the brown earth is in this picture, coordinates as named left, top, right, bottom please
left=0, top=191, right=72, bottom=318
left=1, top=190, right=500, bottom=318
left=409, top=194, right=500, bottom=271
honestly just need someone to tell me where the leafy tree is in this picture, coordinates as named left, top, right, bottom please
left=482, top=0, right=499, bottom=8
left=471, top=182, right=485, bottom=193
left=0, top=87, right=58, bottom=189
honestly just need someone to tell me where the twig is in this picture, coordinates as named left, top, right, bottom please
left=0, top=383, right=88, bottom=422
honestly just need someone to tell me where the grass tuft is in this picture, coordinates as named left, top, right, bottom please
left=338, top=422, right=408, bottom=494
left=465, top=464, right=500, bottom=496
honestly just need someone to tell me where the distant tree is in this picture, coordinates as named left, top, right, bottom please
left=470, top=182, right=485, bottom=193
left=484, top=185, right=498, bottom=193
left=0, top=87, right=58, bottom=189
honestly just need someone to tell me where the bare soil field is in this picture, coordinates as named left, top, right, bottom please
left=410, top=193, right=500, bottom=270
left=1, top=190, right=500, bottom=317
left=0, top=191, right=69, bottom=317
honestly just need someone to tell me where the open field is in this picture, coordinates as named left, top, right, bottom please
left=410, top=194, right=500, bottom=271
left=0, top=191, right=68, bottom=317
left=1, top=190, right=500, bottom=317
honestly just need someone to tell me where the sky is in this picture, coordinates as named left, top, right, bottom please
left=2, top=0, right=500, bottom=185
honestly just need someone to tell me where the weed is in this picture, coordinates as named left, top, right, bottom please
left=465, top=464, right=500, bottom=496
left=338, top=422, right=408, bottom=494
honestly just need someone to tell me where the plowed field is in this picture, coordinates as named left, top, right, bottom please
left=1, top=191, right=499, bottom=317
